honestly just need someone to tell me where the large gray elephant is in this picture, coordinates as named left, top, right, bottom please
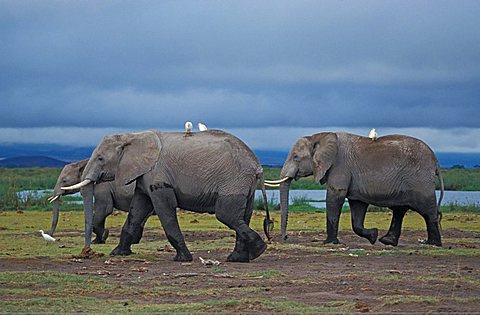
left=62, top=130, right=272, bottom=262
left=48, top=159, right=144, bottom=243
left=267, top=132, right=444, bottom=246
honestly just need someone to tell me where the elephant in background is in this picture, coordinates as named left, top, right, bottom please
left=269, top=132, right=444, bottom=247
left=48, top=159, right=146, bottom=244
left=63, top=129, right=272, bottom=262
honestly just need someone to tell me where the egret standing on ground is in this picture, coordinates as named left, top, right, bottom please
left=185, top=121, right=193, bottom=135
left=198, top=123, right=208, bottom=131
left=39, top=230, right=56, bottom=242
left=368, top=128, right=378, bottom=141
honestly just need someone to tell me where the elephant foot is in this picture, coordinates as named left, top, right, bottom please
left=92, top=237, right=105, bottom=244
left=227, top=250, right=250, bottom=263
left=172, top=251, right=193, bottom=262
left=110, top=246, right=132, bottom=256
left=366, top=228, right=378, bottom=245
left=101, top=229, right=109, bottom=242
left=379, top=235, right=398, bottom=246
left=419, top=239, right=442, bottom=247
left=323, top=237, right=340, bottom=245
left=248, top=240, right=267, bottom=260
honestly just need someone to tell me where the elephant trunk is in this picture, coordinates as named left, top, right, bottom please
left=48, top=199, right=61, bottom=236
left=280, top=180, right=291, bottom=241
left=80, top=183, right=94, bottom=248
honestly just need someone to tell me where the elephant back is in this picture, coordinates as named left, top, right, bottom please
left=158, top=130, right=260, bottom=192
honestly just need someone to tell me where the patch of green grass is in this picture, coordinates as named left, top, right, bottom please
left=0, top=271, right=115, bottom=298
left=1, top=211, right=479, bottom=259
left=376, top=274, right=402, bottom=281
left=441, top=168, right=480, bottom=191
left=245, top=269, right=285, bottom=279
left=416, top=275, right=480, bottom=286
left=379, top=294, right=439, bottom=305
left=0, top=296, right=353, bottom=314
left=374, top=248, right=480, bottom=257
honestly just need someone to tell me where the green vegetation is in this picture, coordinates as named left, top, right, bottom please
left=245, top=269, right=285, bottom=279
left=0, top=295, right=348, bottom=313
left=441, top=168, right=480, bottom=191
left=0, top=168, right=62, bottom=211
left=1, top=167, right=480, bottom=212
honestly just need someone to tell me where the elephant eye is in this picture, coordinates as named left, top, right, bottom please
left=293, top=154, right=300, bottom=161
left=98, top=156, right=104, bottom=161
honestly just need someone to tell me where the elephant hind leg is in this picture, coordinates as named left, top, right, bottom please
left=379, top=207, right=408, bottom=246
left=349, top=200, right=378, bottom=244
left=418, top=208, right=442, bottom=247
left=215, top=194, right=266, bottom=262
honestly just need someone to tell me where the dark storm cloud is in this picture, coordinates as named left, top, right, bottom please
left=1, top=0, right=479, bottom=130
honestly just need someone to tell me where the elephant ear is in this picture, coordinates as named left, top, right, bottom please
left=311, top=133, right=338, bottom=184
left=117, top=131, right=162, bottom=186
left=77, top=159, right=89, bottom=175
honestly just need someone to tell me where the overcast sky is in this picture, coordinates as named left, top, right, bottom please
left=1, top=1, right=479, bottom=152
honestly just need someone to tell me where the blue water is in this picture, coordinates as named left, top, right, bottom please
left=255, top=190, right=480, bottom=208
left=17, top=189, right=480, bottom=209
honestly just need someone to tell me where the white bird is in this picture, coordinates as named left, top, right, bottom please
left=368, top=128, right=378, bottom=141
left=199, top=256, right=220, bottom=266
left=39, top=230, right=56, bottom=242
left=184, top=121, right=193, bottom=135
left=198, top=122, right=208, bottom=131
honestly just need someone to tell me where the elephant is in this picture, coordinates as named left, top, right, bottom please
left=62, top=129, right=272, bottom=262
left=266, top=132, right=444, bottom=247
left=47, top=159, right=146, bottom=244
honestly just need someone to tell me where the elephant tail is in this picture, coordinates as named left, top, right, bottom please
left=258, top=172, right=273, bottom=241
left=436, top=166, right=444, bottom=229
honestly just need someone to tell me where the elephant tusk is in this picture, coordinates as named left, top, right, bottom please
left=48, top=195, right=59, bottom=203
left=61, top=179, right=92, bottom=190
left=264, top=177, right=290, bottom=184
left=47, top=196, right=54, bottom=202
left=264, top=183, right=280, bottom=187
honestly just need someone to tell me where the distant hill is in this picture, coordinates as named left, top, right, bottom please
left=0, top=144, right=94, bottom=162
left=0, top=156, right=68, bottom=168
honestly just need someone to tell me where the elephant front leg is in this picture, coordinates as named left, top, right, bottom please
left=92, top=201, right=113, bottom=244
left=151, top=188, right=192, bottom=262
left=111, top=191, right=152, bottom=256
left=324, top=188, right=347, bottom=244
left=379, top=207, right=408, bottom=246
left=349, top=200, right=378, bottom=244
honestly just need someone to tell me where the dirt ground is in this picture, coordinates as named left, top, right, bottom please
left=1, top=223, right=479, bottom=313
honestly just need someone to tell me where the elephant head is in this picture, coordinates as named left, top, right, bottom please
left=266, top=132, right=338, bottom=240
left=62, top=130, right=161, bottom=252
left=48, top=159, right=88, bottom=236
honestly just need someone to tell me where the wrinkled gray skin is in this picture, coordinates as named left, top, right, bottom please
left=280, top=132, right=444, bottom=247
left=79, top=130, right=268, bottom=262
left=48, top=159, right=143, bottom=244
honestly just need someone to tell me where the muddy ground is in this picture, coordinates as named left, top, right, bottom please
left=1, top=223, right=479, bottom=313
